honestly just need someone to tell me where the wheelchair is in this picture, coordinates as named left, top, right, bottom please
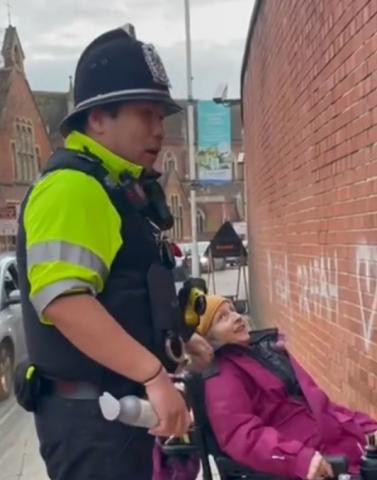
left=162, top=372, right=289, bottom=479
left=162, top=372, right=358, bottom=480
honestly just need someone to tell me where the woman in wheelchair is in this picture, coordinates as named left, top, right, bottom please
left=194, top=295, right=377, bottom=479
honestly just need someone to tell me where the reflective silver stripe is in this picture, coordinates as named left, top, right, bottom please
left=75, top=88, right=172, bottom=110
left=31, top=279, right=96, bottom=314
left=27, top=241, right=108, bottom=280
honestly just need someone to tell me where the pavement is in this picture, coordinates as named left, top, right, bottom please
left=0, top=399, right=46, bottom=480
left=0, top=268, right=245, bottom=480
left=0, top=402, right=222, bottom=480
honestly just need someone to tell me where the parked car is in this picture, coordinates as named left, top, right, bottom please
left=225, top=239, right=249, bottom=268
left=172, top=246, right=190, bottom=282
left=0, top=252, right=27, bottom=400
left=183, top=241, right=226, bottom=274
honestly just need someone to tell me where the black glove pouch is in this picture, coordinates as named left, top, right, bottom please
left=14, top=360, right=43, bottom=413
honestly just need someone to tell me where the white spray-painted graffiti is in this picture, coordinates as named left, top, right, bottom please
left=267, top=253, right=290, bottom=308
left=267, top=245, right=376, bottom=351
left=296, top=254, right=339, bottom=321
left=356, top=245, right=377, bottom=351
left=267, top=252, right=339, bottom=320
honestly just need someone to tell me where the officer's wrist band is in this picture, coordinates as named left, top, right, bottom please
left=143, top=364, right=164, bottom=386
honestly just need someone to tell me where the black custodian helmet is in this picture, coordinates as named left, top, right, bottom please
left=60, top=24, right=181, bottom=136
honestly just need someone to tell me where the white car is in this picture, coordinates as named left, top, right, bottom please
left=0, top=252, right=27, bottom=400
left=182, top=241, right=226, bottom=274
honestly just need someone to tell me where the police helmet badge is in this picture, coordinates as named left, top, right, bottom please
left=142, top=44, right=171, bottom=87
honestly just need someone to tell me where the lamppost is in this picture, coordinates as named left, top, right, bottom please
left=184, top=0, right=199, bottom=276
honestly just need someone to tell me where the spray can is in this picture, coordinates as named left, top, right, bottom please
left=99, top=392, right=158, bottom=429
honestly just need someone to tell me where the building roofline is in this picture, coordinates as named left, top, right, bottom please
left=1, top=25, right=25, bottom=61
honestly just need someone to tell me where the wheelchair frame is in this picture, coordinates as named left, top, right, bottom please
left=162, top=372, right=359, bottom=480
left=163, top=372, right=285, bottom=480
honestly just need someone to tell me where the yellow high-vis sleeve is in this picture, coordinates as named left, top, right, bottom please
left=24, top=169, right=122, bottom=316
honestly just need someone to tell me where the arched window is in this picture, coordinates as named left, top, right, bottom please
left=13, top=45, right=22, bottom=70
left=170, top=194, right=183, bottom=240
left=13, top=119, right=38, bottom=182
left=35, top=146, right=41, bottom=173
left=163, top=151, right=177, bottom=173
left=197, top=208, right=206, bottom=234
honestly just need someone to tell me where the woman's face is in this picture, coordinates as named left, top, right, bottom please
left=207, top=301, right=250, bottom=348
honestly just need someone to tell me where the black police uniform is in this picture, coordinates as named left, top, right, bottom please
left=16, top=26, right=185, bottom=480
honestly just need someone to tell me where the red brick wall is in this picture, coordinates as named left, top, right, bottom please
left=0, top=69, right=52, bottom=205
left=243, top=0, right=377, bottom=416
left=199, top=200, right=239, bottom=237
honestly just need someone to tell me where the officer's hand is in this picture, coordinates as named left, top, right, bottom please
left=145, top=369, right=190, bottom=438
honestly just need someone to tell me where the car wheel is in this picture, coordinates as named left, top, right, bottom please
left=0, top=341, right=14, bottom=401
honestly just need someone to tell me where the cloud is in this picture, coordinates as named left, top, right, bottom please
left=159, top=39, right=245, bottom=99
left=2, top=0, right=253, bottom=98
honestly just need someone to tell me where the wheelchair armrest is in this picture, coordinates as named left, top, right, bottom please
left=215, top=455, right=252, bottom=473
left=161, top=432, right=198, bottom=458
left=161, top=443, right=198, bottom=457
left=216, top=455, right=265, bottom=478
left=215, top=455, right=290, bottom=480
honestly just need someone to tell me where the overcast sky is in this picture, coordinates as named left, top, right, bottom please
left=0, top=0, right=254, bottom=99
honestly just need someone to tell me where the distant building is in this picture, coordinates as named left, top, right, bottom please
left=0, top=24, right=245, bottom=248
left=33, top=81, right=73, bottom=150
left=36, top=92, right=246, bottom=243
left=0, top=25, right=52, bottom=250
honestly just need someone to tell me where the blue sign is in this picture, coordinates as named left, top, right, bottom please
left=197, top=101, right=232, bottom=184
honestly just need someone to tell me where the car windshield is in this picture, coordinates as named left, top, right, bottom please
left=179, top=243, right=191, bottom=255
left=181, top=242, right=209, bottom=256
left=198, top=242, right=209, bottom=256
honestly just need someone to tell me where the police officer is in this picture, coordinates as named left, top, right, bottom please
left=16, top=25, right=212, bottom=480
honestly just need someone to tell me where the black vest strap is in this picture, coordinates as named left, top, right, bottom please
left=41, top=148, right=110, bottom=186
left=17, top=146, right=183, bottom=394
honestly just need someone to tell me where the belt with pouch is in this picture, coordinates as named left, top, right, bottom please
left=15, top=362, right=102, bottom=412
left=43, top=378, right=101, bottom=400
